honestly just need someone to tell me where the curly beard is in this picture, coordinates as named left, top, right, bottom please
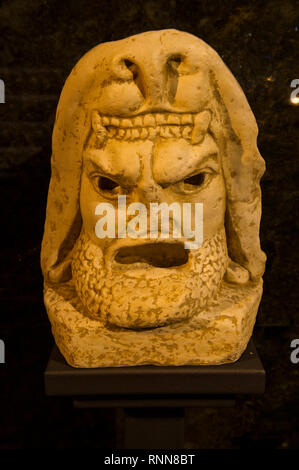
left=71, top=229, right=228, bottom=329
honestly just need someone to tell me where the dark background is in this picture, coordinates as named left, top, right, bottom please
left=0, top=0, right=298, bottom=449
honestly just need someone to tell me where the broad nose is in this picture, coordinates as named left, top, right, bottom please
left=130, top=152, right=164, bottom=205
left=130, top=181, right=164, bottom=205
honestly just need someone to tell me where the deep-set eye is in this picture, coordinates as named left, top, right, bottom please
left=170, top=170, right=215, bottom=194
left=183, top=173, right=205, bottom=187
left=97, top=176, right=120, bottom=192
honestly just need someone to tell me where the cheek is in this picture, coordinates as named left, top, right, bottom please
left=201, top=175, right=226, bottom=240
left=79, top=174, right=115, bottom=247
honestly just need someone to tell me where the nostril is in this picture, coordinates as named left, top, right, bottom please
left=123, top=59, right=145, bottom=98
left=124, top=59, right=137, bottom=75
left=124, top=59, right=138, bottom=78
left=167, top=55, right=182, bottom=70
left=166, top=55, right=183, bottom=104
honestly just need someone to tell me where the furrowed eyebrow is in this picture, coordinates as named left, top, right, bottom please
left=180, top=153, right=219, bottom=179
left=195, top=153, right=219, bottom=169
left=175, top=153, right=219, bottom=183
left=84, top=155, right=117, bottom=180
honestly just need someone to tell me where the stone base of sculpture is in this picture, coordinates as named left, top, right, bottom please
left=44, top=279, right=262, bottom=368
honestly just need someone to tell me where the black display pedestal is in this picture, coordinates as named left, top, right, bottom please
left=45, top=340, right=265, bottom=448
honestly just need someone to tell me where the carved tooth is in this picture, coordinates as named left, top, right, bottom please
left=160, top=126, right=173, bottom=138
left=148, top=127, right=158, bottom=139
left=182, top=126, right=192, bottom=139
left=91, top=111, right=102, bottom=130
left=156, top=114, right=167, bottom=125
left=126, top=129, right=133, bottom=140
left=108, top=127, right=116, bottom=137
left=140, top=128, right=149, bottom=139
left=115, top=129, right=123, bottom=139
left=170, top=126, right=181, bottom=138
left=143, top=114, right=156, bottom=127
left=91, top=111, right=107, bottom=147
left=167, top=114, right=180, bottom=125
left=95, top=131, right=107, bottom=147
left=118, top=128, right=126, bottom=138
left=121, top=118, right=133, bottom=128
left=159, top=127, right=167, bottom=137
left=110, top=117, right=120, bottom=126
left=163, top=113, right=169, bottom=124
left=102, top=116, right=110, bottom=126
left=131, top=128, right=140, bottom=140
left=133, top=116, right=143, bottom=127
left=181, top=114, right=193, bottom=125
left=191, top=110, right=211, bottom=145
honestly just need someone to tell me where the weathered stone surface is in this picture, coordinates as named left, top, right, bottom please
left=41, top=29, right=266, bottom=367
left=1, top=0, right=298, bottom=449
left=45, top=277, right=263, bottom=367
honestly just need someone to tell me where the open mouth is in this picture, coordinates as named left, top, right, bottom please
left=114, top=242, right=189, bottom=268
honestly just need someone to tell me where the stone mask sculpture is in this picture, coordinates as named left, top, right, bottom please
left=41, top=29, right=266, bottom=367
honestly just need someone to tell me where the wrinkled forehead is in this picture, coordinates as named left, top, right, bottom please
left=84, top=29, right=215, bottom=116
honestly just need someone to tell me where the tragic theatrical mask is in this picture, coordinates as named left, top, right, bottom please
left=41, top=29, right=266, bottom=367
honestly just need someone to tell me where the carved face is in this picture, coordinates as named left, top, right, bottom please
left=72, top=109, right=228, bottom=328
left=41, top=30, right=266, bottom=367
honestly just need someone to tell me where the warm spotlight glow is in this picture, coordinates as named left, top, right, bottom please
left=290, top=96, right=299, bottom=105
